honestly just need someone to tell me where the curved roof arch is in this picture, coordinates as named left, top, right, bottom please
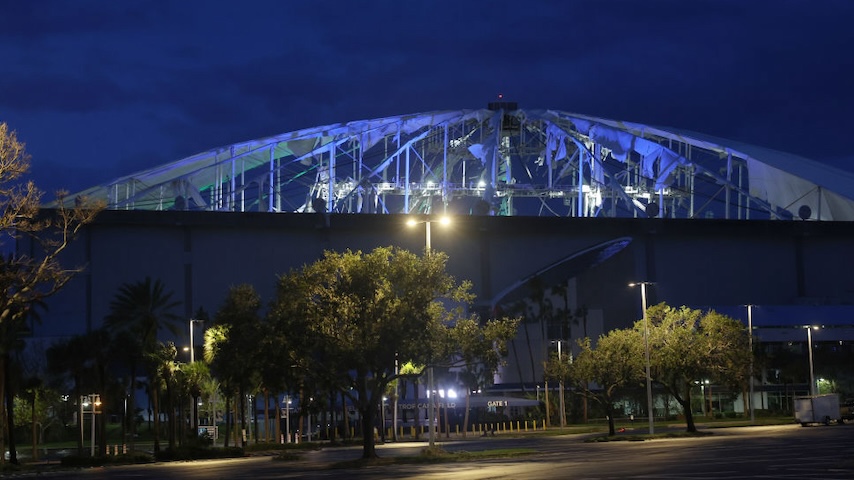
left=56, top=105, right=854, bottom=221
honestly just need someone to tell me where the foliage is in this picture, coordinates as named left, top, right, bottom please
left=570, top=330, right=645, bottom=436
left=104, top=277, right=182, bottom=453
left=104, top=277, right=182, bottom=350
left=204, top=284, right=264, bottom=447
left=267, top=246, right=514, bottom=459
left=0, top=122, right=104, bottom=465
left=568, top=303, right=750, bottom=434
left=643, top=303, right=751, bottom=432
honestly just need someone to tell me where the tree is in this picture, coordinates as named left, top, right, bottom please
left=0, top=122, right=103, bottom=464
left=203, top=324, right=237, bottom=447
left=147, top=342, right=179, bottom=451
left=570, top=331, right=644, bottom=436
left=269, top=246, right=505, bottom=459
left=181, top=360, right=210, bottom=438
left=644, top=303, right=751, bottom=432
left=204, top=284, right=263, bottom=448
left=104, top=277, right=182, bottom=452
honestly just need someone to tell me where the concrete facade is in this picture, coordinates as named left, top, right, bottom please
left=29, top=210, right=854, bottom=387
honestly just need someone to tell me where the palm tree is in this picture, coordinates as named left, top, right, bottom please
left=181, top=360, right=210, bottom=438
left=147, top=342, right=179, bottom=452
left=104, top=277, right=181, bottom=452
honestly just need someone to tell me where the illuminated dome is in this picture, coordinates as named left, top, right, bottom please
left=58, top=103, right=854, bottom=221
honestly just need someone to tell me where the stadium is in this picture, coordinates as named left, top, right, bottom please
left=38, top=103, right=854, bottom=414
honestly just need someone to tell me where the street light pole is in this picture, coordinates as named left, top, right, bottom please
left=806, top=326, right=817, bottom=396
left=86, top=394, right=100, bottom=457
left=393, top=353, right=399, bottom=442
left=747, top=305, right=755, bottom=423
left=284, top=395, right=291, bottom=443
left=189, top=319, right=205, bottom=364
left=79, top=395, right=85, bottom=456
left=188, top=319, right=204, bottom=433
left=629, top=281, right=655, bottom=435
left=407, top=215, right=450, bottom=448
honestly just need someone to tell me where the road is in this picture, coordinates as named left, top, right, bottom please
left=14, top=424, right=854, bottom=479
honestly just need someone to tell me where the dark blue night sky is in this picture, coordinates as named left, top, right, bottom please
left=3, top=0, right=853, bottom=200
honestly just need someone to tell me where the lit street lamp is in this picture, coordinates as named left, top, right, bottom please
left=80, top=394, right=101, bottom=457
left=407, top=215, right=450, bottom=448
left=283, top=395, right=292, bottom=443
left=806, top=325, right=818, bottom=396
left=188, top=318, right=204, bottom=432
left=629, top=281, right=655, bottom=435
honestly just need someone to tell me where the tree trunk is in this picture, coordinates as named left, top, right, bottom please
left=273, top=396, right=281, bottom=444
left=0, top=354, right=5, bottom=465
left=328, top=390, right=337, bottom=442
left=193, top=394, right=200, bottom=437
left=252, top=395, right=259, bottom=444
left=263, top=390, right=269, bottom=443
left=445, top=399, right=451, bottom=438
left=413, top=376, right=421, bottom=439
left=232, top=397, right=239, bottom=446
left=31, top=392, right=38, bottom=460
left=128, top=364, right=136, bottom=452
left=238, top=386, right=246, bottom=447
left=681, top=387, right=696, bottom=432
left=166, top=381, right=176, bottom=451
left=463, top=390, right=471, bottom=438
left=223, top=395, right=231, bottom=448
left=2, top=355, right=17, bottom=465
left=152, top=384, right=161, bottom=453
left=359, top=404, right=377, bottom=459
left=341, top=392, right=349, bottom=440
left=605, top=403, right=616, bottom=436
left=3, top=353, right=18, bottom=465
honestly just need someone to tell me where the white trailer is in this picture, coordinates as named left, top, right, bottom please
left=794, top=394, right=842, bottom=426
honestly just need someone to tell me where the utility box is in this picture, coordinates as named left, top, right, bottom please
left=794, top=394, right=841, bottom=426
